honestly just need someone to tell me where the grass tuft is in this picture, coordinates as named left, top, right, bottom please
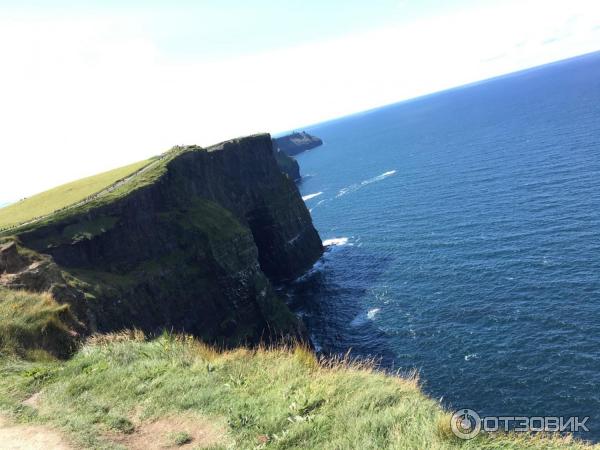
left=0, top=287, right=79, bottom=359
left=293, top=345, right=319, bottom=371
left=168, top=430, right=193, bottom=446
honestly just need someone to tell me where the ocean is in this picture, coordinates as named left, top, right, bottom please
left=288, top=51, right=600, bottom=440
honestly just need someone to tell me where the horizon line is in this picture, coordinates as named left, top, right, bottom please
left=276, top=48, right=600, bottom=136
left=2, top=49, right=599, bottom=207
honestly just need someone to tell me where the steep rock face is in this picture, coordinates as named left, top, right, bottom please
left=2, top=135, right=322, bottom=345
left=273, top=132, right=323, bottom=157
left=166, top=136, right=322, bottom=279
left=272, top=147, right=301, bottom=180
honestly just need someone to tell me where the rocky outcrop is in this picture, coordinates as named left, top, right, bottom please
left=273, top=132, right=323, bottom=157
left=0, top=134, right=323, bottom=346
left=0, top=241, right=28, bottom=273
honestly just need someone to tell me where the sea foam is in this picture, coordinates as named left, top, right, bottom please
left=323, top=237, right=349, bottom=247
left=302, top=192, right=323, bottom=201
left=336, top=170, right=396, bottom=198
left=367, top=308, right=381, bottom=320
left=351, top=308, right=381, bottom=327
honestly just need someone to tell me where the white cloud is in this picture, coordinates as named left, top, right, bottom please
left=0, top=0, right=599, bottom=200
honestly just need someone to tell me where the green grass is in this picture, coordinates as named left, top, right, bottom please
left=0, top=146, right=203, bottom=236
left=168, top=430, right=193, bottom=446
left=0, top=136, right=272, bottom=234
left=0, top=160, right=151, bottom=230
left=0, top=332, right=593, bottom=449
left=0, top=287, right=79, bottom=359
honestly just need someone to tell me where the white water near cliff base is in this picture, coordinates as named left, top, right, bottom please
left=302, top=192, right=323, bottom=201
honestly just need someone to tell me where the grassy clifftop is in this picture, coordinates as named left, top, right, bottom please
left=0, top=145, right=196, bottom=235
left=0, top=159, right=152, bottom=230
left=0, top=330, right=592, bottom=449
left=0, top=135, right=304, bottom=234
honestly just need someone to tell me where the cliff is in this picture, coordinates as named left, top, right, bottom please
left=271, top=131, right=323, bottom=180
left=0, top=134, right=323, bottom=346
left=273, top=131, right=323, bottom=157
left=272, top=147, right=301, bottom=180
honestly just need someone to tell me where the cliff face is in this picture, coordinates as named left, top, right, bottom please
left=0, top=134, right=323, bottom=345
left=272, top=147, right=301, bottom=180
left=273, top=131, right=323, bottom=157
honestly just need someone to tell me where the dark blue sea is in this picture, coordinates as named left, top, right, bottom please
left=287, top=52, right=600, bottom=440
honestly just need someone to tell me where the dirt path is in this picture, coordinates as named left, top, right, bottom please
left=0, top=412, right=228, bottom=450
left=109, top=414, right=227, bottom=449
left=0, top=416, right=74, bottom=450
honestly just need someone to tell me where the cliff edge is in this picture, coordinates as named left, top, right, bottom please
left=0, top=134, right=323, bottom=346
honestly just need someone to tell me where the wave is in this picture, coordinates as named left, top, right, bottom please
left=293, top=237, right=350, bottom=282
left=464, top=353, right=479, bottom=361
left=309, top=199, right=326, bottom=213
left=294, top=258, right=325, bottom=283
left=351, top=307, right=381, bottom=327
left=302, top=192, right=323, bottom=201
left=323, top=237, right=349, bottom=247
left=336, top=170, right=396, bottom=198
left=372, top=170, right=397, bottom=180
left=367, top=307, right=381, bottom=320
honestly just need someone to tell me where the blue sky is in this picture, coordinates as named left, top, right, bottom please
left=0, top=0, right=599, bottom=201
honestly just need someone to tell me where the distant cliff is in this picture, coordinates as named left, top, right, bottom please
left=271, top=132, right=323, bottom=180
left=273, top=132, right=323, bottom=157
left=0, top=134, right=323, bottom=346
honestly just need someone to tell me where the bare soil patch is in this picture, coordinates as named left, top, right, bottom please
left=0, top=415, right=74, bottom=450
left=109, top=414, right=228, bottom=449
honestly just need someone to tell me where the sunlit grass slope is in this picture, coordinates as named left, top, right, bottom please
left=0, top=331, right=593, bottom=449
left=0, top=160, right=150, bottom=229
left=0, top=287, right=79, bottom=360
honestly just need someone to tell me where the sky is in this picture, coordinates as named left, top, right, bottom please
left=1, top=0, right=599, bottom=202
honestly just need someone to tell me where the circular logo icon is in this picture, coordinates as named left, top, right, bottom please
left=451, top=408, right=481, bottom=439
